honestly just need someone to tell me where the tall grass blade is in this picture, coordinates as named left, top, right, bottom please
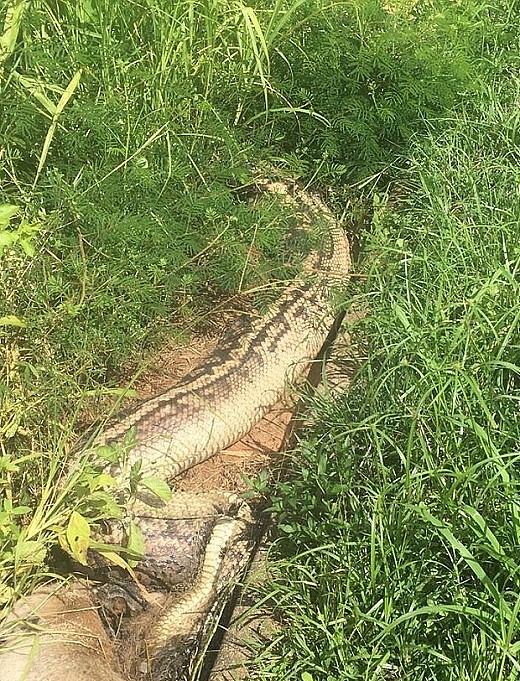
left=0, top=0, right=25, bottom=66
left=32, top=69, right=82, bottom=189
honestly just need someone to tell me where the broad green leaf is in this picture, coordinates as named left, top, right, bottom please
left=394, top=303, right=411, bottom=331
left=0, top=232, right=16, bottom=254
left=89, top=473, right=117, bottom=491
left=10, top=505, right=31, bottom=515
left=14, top=539, right=46, bottom=566
left=75, top=0, right=98, bottom=24
left=96, top=444, right=119, bottom=462
left=66, top=511, right=90, bottom=565
left=0, top=204, right=18, bottom=227
left=19, top=237, right=35, bottom=257
left=85, top=491, right=122, bottom=519
left=140, top=476, right=172, bottom=502
left=0, top=315, right=26, bottom=328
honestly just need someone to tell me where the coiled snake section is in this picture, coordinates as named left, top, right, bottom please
left=0, top=179, right=351, bottom=681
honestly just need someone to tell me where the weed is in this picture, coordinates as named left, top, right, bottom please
left=248, top=0, right=493, bottom=182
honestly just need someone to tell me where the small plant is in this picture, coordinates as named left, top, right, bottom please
left=58, top=432, right=172, bottom=572
left=248, top=0, right=491, bottom=181
left=0, top=204, right=40, bottom=258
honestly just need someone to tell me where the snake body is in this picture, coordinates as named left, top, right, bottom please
left=0, top=179, right=351, bottom=681
left=93, top=181, right=350, bottom=488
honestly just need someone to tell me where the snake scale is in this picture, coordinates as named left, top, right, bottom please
left=0, top=179, right=351, bottom=681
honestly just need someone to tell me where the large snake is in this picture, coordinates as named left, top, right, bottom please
left=0, top=179, right=351, bottom=681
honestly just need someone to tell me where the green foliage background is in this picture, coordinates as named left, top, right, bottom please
left=1, top=1, right=520, bottom=677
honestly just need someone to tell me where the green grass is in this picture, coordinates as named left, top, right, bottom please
left=0, top=0, right=295, bottom=599
left=1, top=0, right=317, bottom=438
left=249, top=78, right=520, bottom=681
left=0, top=0, right=495, bottom=437
left=1, top=1, right=520, bottom=679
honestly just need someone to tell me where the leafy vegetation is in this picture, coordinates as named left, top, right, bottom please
left=1, top=0, right=519, bottom=679
left=249, top=44, right=520, bottom=681
left=257, top=0, right=484, bottom=179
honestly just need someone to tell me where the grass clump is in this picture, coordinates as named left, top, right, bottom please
left=252, top=78, right=520, bottom=681
left=0, top=0, right=309, bottom=437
